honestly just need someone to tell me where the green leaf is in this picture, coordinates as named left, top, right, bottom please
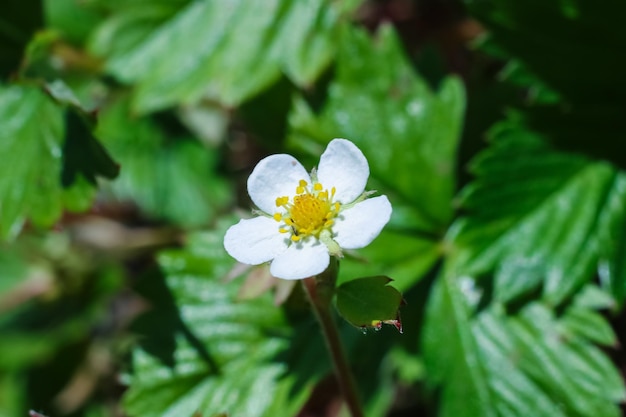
left=596, top=175, right=626, bottom=304
left=87, top=0, right=185, bottom=75
left=467, top=0, right=626, bottom=104
left=0, top=372, right=24, bottom=417
left=123, top=227, right=313, bottom=417
left=475, top=35, right=560, bottom=105
left=127, top=228, right=410, bottom=417
left=571, top=284, right=616, bottom=310
left=474, top=303, right=625, bottom=417
left=87, top=0, right=189, bottom=10
left=288, top=25, right=464, bottom=290
left=290, top=25, right=465, bottom=231
left=90, top=0, right=355, bottom=112
left=560, top=306, right=616, bottom=347
left=451, top=121, right=626, bottom=305
left=96, top=96, right=231, bottom=226
left=468, top=0, right=626, bottom=168
left=335, top=276, right=403, bottom=331
left=57, top=100, right=119, bottom=187
left=339, top=229, right=441, bottom=292
left=0, top=83, right=110, bottom=239
left=497, top=59, right=561, bottom=104
left=44, top=0, right=102, bottom=45
left=422, top=272, right=496, bottom=417
left=423, top=271, right=626, bottom=417
left=0, top=84, right=62, bottom=237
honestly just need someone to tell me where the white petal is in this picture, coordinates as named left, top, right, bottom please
left=247, top=154, right=311, bottom=214
left=333, top=195, right=392, bottom=249
left=317, top=138, right=369, bottom=204
left=224, top=216, right=289, bottom=265
left=270, top=239, right=330, bottom=280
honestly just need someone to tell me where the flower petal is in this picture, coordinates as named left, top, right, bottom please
left=270, top=239, right=330, bottom=280
left=224, top=216, right=289, bottom=265
left=333, top=195, right=392, bottom=249
left=248, top=154, right=311, bottom=214
left=317, top=138, right=369, bottom=204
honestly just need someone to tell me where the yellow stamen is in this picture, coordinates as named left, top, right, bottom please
left=273, top=178, right=342, bottom=243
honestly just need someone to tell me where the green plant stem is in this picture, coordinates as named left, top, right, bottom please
left=302, top=275, right=365, bottom=417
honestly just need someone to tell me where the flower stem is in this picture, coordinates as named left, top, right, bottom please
left=302, top=270, right=365, bottom=417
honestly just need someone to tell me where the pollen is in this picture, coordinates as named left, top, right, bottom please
left=274, top=180, right=341, bottom=241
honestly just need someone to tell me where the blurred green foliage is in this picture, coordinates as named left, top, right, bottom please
left=124, top=229, right=312, bottom=417
left=1, top=0, right=626, bottom=416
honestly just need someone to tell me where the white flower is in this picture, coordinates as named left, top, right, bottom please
left=224, top=138, right=392, bottom=280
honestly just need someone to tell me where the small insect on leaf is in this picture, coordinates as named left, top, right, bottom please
left=336, top=275, right=404, bottom=332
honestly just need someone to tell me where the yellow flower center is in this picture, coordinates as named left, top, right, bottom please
left=274, top=180, right=340, bottom=242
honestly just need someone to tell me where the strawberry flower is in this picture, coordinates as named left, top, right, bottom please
left=224, top=139, right=392, bottom=280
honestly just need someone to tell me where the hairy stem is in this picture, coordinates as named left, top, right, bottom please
left=302, top=267, right=364, bottom=417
